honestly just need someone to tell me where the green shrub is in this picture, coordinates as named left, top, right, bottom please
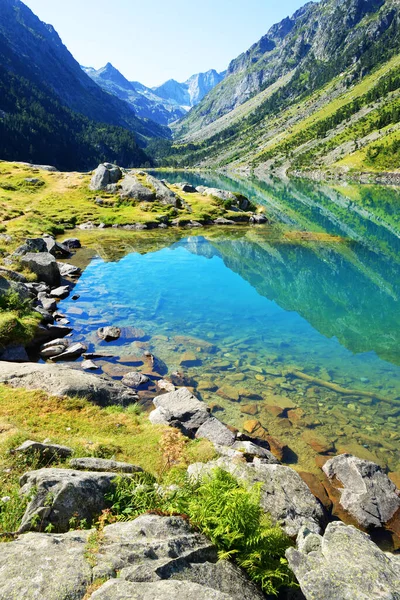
left=107, top=468, right=294, bottom=596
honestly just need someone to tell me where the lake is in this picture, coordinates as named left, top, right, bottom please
left=58, top=173, right=400, bottom=476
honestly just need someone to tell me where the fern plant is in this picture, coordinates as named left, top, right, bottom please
left=107, top=468, right=295, bottom=596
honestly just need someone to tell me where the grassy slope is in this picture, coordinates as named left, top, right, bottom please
left=0, top=384, right=215, bottom=533
left=166, top=54, right=400, bottom=175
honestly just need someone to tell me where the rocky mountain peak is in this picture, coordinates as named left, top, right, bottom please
left=96, top=62, right=134, bottom=91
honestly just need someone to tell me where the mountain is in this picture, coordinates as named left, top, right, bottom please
left=169, top=0, right=400, bottom=176
left=83, top=64, right=225, bottom=125
left=0, top=0, right=169, bottom=170
left=153, top=69, right=225, bottom=108
left=82, top=63, right=186, bottom=126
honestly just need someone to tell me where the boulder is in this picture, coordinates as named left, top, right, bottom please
left=214, top=217, right=236, bottom=225
left=43, top=236, right=71, bottom=258
left=232, top=440, right=280, bottom=463
left=97, top=326, right=121, bottom=341
left=156, top=379, right=176, bottom=393
left=323, top=454, right=400, bottom=529
left=0, top=266, right=28, bottom=283
left=0, top=345, right=29, bottom=362
left=0, top=530, right=92, bottom=600
left=0, top=515, right=265, bottom=599
left=13, top=237, right=47, bottom=256
left=287, top=522, right=400, bottom=600
left=49, top=285, right=70, bottom=298
left=14, top=440, right=73, bottom=460
left=195, top=417, right=236, bottom=446
left=18, top=468, right=123, bottom=533
left=92, top=515, right=265, bottom=600
left=0, top=362, right=139, bottom=406
left=38, top=295, right=57, bottom=313
left=69, top=457, right=143, bottom=473
left=121, top=371, right=150, bottom=388
left=81, top=359, right=98, bottom=371
left=21, top=252, right=60, bottom=286
left=146, top=175, right=183, bottom=208
left=90, top=163, right=123, bottom=191
left=57, top=262, right=81, bottom=278
left=250, top=214, right=268, bottom=224
left=205, top=188, right=236, bottom=201
left=188, top=459, right=325, bottom=537
left=119, top=176, right=156, bottom=201
left=152, top=387, right=210, bottom=433
left=49, top=342, right=87, bottom=361
left=178, top=182, right=196, bottom=193
left=0, top=276, right=30, bottom=303
left=61, top=237, right=81, bottom=249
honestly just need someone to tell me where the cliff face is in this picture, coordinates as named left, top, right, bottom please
left=174, top=0, right=398, bottom=137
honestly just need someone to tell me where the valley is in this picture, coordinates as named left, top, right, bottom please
left=0, top=0, right=399, bottom=599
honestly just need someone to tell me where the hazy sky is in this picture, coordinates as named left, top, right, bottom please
left=23, top=0, right=308, bottom=87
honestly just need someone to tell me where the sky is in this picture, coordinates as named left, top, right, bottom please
left=23, top=0, right=309, bottom=87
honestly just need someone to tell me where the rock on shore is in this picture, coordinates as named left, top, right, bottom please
left=0, top=362, right=139, bottom=406
left=287, top=522, right=400, bottom=599
left=0, top=515, right=265, bottom=600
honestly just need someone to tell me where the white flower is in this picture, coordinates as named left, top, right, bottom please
left=1, top=496, right=11, bottom=503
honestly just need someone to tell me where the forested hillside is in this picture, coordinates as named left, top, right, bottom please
left=162, top=0, right=400, bottom=175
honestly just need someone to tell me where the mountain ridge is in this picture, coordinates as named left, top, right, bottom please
left=163, top=0, right=400, bottom=176
left=83, top=63, right=225, bottom=126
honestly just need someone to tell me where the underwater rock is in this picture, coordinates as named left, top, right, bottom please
left=302, top=430, right=335, bottom=454
left=240, top=404, right=259, bottom=416
left=216, top=386, right=240, bottom=402
left=121, top=372, right=150, bottom=389
left=180, top=351, right=200, bottom=367
left=97, top=326, right=121, bottom=341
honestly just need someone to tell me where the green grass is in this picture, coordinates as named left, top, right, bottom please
left=0, top=384, right=216, bottom=534
left=0, top=290, right=41, bottom=350
left=0, top=162, right=248, bottom=254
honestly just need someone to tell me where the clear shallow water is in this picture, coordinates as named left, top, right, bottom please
left=59, top=174, right=400, bottom=475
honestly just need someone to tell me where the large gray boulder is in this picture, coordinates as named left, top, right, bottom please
left=152, top=387, right=210, bottom=433
left=15, top=440, right=73, bottom=461
left=21, top=252, right=60, bottom=286
left=18, top=468, right=121, bottom=533
left=0, top=530, right=92, bottom=600
left=0, top=362, right=139, bottom=406
left=0, top=515, right=265, bottom=600
left=90, top=163, right=123, bottom=192
left=93, top=515, right=265, bottom=599
left=195, top=417, right=236, bottom=446
left=188, top=458, right=325, bottom=537
left=323, top=454, right=400, bottom=529
left=146, top=174, right=183, bottom=207
left=13, top=237, right=47, bottom=256
left=119, top=176, right=156, bottom=201
left=0, top=275, right=30, bottom=303
left=287, top=522, right=400, bottom=600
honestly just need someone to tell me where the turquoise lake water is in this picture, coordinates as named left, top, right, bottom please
left=59, top=173, right=400, bottom=475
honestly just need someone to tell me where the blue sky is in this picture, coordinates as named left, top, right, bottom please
left=23, top=0, right=309, bottom=87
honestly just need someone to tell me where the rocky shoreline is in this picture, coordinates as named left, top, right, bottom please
left=0, top=232, right=400, bottom=599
